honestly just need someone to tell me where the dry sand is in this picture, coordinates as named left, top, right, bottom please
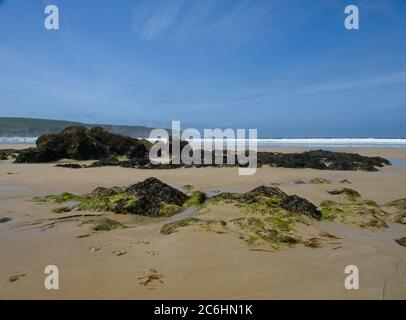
left=1, top=146, right=406, bottom=299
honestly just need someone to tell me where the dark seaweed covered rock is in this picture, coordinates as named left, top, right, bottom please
left=54, top=163, right=82, bottom=169
left=281, top=195, right=321, bottom=219
left=87, top=156, right=152, bottom=168
left=115, top=195, right=163, bottom=215
left=74, top=178, right=189, bottom=216
left=257, top=150, right=390, bottom=171
left=14, top=126, right=151, bottom=163
left=85, top=149, right=389, bottom=172
left=212, top=185, right=321, bottom=220
left=126, top=177, right=188, bottom=206
left=247, top=186, right=287, bottom=199
left=247, top=186, right=321, bottom=219
left=87, top=156, right=121, bottom=167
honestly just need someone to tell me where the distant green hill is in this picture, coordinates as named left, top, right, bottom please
left=0, top=117, right=157, bottom=138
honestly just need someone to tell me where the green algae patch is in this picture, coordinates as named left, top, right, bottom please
left=32, top=192, right=82, bottom=203
left=76, top=190, right=137, bottom=213
left=160, top=217, right=226, bottom=235
left=161, top=217, right=202, bottom=235
left=308, top=178, right=331, bottom=184
left=384, top=198, right=406, bottom=211
left=185, top=191, right=206, bottom=207
left=160, top=186, right=334, bottom=251
left=52, top=206, right=72, bottom=213
left=230, top=216, right=299, bottom=249
left=31, top=178, right=198, bottom=217
left=327, top=188, right=361, bottom=201
left=207, top=186, right=321, bottom=220
left=384, top=198, right=406, bottom=225
left=160, top=204, right=183, bottom=216
left=90, top=217, right=124, bottom=231
left=319, top=199, right=388, bottom=229
left=265, top=216, right=292, bottom=232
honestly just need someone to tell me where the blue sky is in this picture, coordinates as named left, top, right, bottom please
left=0, top=0, right=405, bottom=137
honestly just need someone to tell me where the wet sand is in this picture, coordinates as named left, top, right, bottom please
left=1, top=146, right=406, bottom=299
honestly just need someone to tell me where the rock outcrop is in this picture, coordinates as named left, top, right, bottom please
left=211, top=185, right=322, bottom=220
left=14, top=126, right=151, bottom=163
left=126, top=177, right=188, bottom=206
left=257, top=149, right=390, bottom=171
left=33, top=177, right=190, bottom=217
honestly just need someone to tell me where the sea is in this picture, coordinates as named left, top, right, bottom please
left=1, top=137, right=406, bottom=148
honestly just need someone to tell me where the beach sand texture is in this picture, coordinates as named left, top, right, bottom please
left=1, top=146, right=405, bottom=299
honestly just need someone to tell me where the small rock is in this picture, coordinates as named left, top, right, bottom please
left=0, top=217, right=12, bottom=223
left=77, top=234, right=91, bottom=238
left=90, top=246, right=101, bottom=253
left=9, top=274, right=26, bottom=282
left=112, top=250, right=127, bottom=256
left=395, top=237, right=406, bottom=247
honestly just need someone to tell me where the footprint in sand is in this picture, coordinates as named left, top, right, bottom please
left=138, top=269, right=164, bottom=289
left=137, top=240, right=150, bottom=245
left=147, top=249, right=159, bottom=256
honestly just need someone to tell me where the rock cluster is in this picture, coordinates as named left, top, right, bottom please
left=257, top=150, right=390, bottom=171
left=14, top=126, right=151, bottom=163
left=10, top=126, right=391, bottom=172
left=86, top=149, right=390, bottom=172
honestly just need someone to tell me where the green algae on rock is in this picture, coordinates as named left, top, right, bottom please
left=32, top=192, right=82, bottom=203
left=308, top=178, right=332, bottom=184
left=319, top=194, right=406, bottom=229
left=87, top=177, right=190, bottom=217
left=32, top=178, right=192, bottom=217
left=384, top=198, right=406, bottom=224
left=185, top=191, right=207, bottom=207
left=160, top=186, right=326, bottom=251
left=52, top=206, right=72, bottom=213
left=89, top=217, right=124, bottom=231
left=160, top=217, right=226, bottom=235
left=209, top=186, right=321, bottom=220
left=319, top=200, right=388, bottom=229
left=327, top=188, right=361, bottom=201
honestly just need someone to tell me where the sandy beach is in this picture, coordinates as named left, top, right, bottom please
left=1, top=146, right=406, bottom=299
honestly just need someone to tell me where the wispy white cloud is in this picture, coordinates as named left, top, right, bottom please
left=132, top=0, right=186, bottom=40
left=131, top=0, right=307, bottom=44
